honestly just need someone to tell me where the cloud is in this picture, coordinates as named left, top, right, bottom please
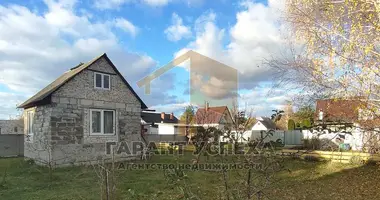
left=174, top=1, right=287, bottom=102
left=142, top=0, right=171, bottom=7
left=0, top=92, right=27, bottom=119
left=94, top=0, right=202, bottom=10
left=115, top=18, right=139, bottom=37
left=0, top=0, right=160, bottom=119
left=164, top=13, right=192, bottom=42
left=94, top=0, right=171, bottom=9
left=239, top=86, right=290, bottom=117
left=94, top=0, right=134, bottom=10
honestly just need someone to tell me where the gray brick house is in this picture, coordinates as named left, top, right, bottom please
left=18, top=53, right=147, bottom=166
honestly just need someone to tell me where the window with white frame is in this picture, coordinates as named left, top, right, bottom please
left=94, top=72, right=111, bottom=90
left=26, top=110, right=34, bottom=141
left=90, top=109, right=115, bottom=135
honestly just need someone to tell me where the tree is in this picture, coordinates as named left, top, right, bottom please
left=271, top=110, right=285, bottom=123
left=288, top=119, right=296, bottom=130
left=180, top=105, right=195, bottom=124
left=269, top=0, right=379, bottom=113
left=293, top=105, right=315, bottom=125
left=180, top=105, right=195, bottom=141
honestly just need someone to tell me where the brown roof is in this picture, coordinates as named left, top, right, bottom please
left=18, top=53, right=147, bottom=109
left=315, top=98, right=365, bottom=122
left=194, top=106, right=232, bottom=124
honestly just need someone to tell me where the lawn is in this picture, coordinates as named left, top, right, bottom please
left=0, top=152, right=380, bottom=200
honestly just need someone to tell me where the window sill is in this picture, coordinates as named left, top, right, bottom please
left=94, top=87, right=110, bottom=90
left=89, top=133, right=116, bottom=137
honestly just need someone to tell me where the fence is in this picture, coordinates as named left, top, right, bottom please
left=0, top=134, right=24, bottom=157
left=281, top=149, right=380, bottom=164
left=248, top=130, right=303, bottom=146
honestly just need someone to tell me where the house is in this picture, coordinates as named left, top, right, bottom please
left=141, top=111, right=179, bottom=135
left=310, top=98, right=380, bottom=151
left=251, top=117, right=277, bottom=131
left=193, top=104, right=234, bottom=142
left=0, top=120, right=23, bottom=134
left=17, top=53, right=147, bottom=166
left=194, top=104, right=234, bottom=130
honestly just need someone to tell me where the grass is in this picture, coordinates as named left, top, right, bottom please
left=0, top=152, right=380, bottom=200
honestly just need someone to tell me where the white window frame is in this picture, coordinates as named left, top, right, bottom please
left=26, top=110, right=34, bottom=142
left=90, top=109, right=116, bottom=136
left=94, top=72, right=111, bottom=90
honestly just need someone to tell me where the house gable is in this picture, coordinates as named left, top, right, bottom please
left=52, top=56, right=141, bottom=106
left=18, top=53, right=147, bottom=109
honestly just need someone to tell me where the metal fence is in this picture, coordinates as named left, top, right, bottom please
left=0, top=134, right=24, bottom=157
left=249, top=130, right=303, bottom=146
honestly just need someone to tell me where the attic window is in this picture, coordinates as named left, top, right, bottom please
left=94, top=72, right=110, bottom=90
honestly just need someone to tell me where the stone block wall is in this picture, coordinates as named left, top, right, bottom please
left=23, top=57, right=143, bottom=166
left=24, top=105, right=53, bottom=165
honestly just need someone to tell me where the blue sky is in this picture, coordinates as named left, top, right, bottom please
left=0, top=0, right=291, bottom=119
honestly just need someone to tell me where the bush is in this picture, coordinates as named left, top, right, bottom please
left=301, top=119, right=312, bottom=128
left=302, top=138, right=339, bottom=151
left=304, top=155, right=320, bottom=162
left=288, top=119, right=296, bottom=130
left=350, top=155, right=363, bottom=165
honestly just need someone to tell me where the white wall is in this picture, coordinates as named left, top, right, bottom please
left=148, top=126, right=158, bottom=134
left=158, top=123, right=177, bottom=135
left=302, top=128, right=370, bottom=151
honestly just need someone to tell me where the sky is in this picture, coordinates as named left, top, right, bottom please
left=0, top=0, right=293, bottom=119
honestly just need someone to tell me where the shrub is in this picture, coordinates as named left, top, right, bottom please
left=301, top=119, right=312, bottom=128
left=349, top=155, right=364, bottom=165
left=303, top=138, right=339, bottom=151
left=288, top=119, right=296, bottom=130
left=304, top=155, right=320, bottom=162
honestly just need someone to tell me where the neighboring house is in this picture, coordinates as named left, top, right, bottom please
left=193, top=104, right=234, bottom=142
left=237, top=117, right=279, bottom=144
left=194, top=104, right=234, bottom=130
left=17, top=53, right=147, bottom=166
left=0, top=120, right=23, bottom=134
left=251, top=117, right=277, bottom=131
left=141, top=111, right=179, bottom=135
left=311, top=98, right=380, bottom=151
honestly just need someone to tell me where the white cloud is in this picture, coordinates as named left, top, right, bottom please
left=142, top=0, right=171, bottom=6
left=115, top=18, right=139, bottom=37
left=174, top=1, right=287, bottom=100
left=94, top=0, right=134, bottom=10
left=94, top=0, right=171, bottom=9
left=0, top=1, right=158, bottom=119
left=165, top=13, right=192, bottom=42
left=0, top=92, right=27, bottom=119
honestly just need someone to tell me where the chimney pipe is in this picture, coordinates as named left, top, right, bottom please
left=170, top=113, right=174, bottom=120
left=161, top=112, right=165, bottom=120
left=205, top=102, right=209, bottom=111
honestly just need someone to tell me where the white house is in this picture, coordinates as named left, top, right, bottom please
left=251, top=117, right=277, bottom=131
left=141, top=111, right=179, bottom=135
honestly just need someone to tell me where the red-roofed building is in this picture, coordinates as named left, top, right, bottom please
left=193, top=104, right=234, bottom=129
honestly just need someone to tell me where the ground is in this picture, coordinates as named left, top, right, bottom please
left=0, top=152, right=380, bottom=200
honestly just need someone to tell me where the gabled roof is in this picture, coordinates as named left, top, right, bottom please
left=256, top=117, right=276, bottom=130
left=141, top=112, right=179, bottom=124
left=18, top=53, right=147, bottom=109
left=194, top=106, right=232, bottom=124
left=315, top=98, right=364, bottom=122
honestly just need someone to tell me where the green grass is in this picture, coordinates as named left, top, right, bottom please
left=0, top=153, right=379, bottom=200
